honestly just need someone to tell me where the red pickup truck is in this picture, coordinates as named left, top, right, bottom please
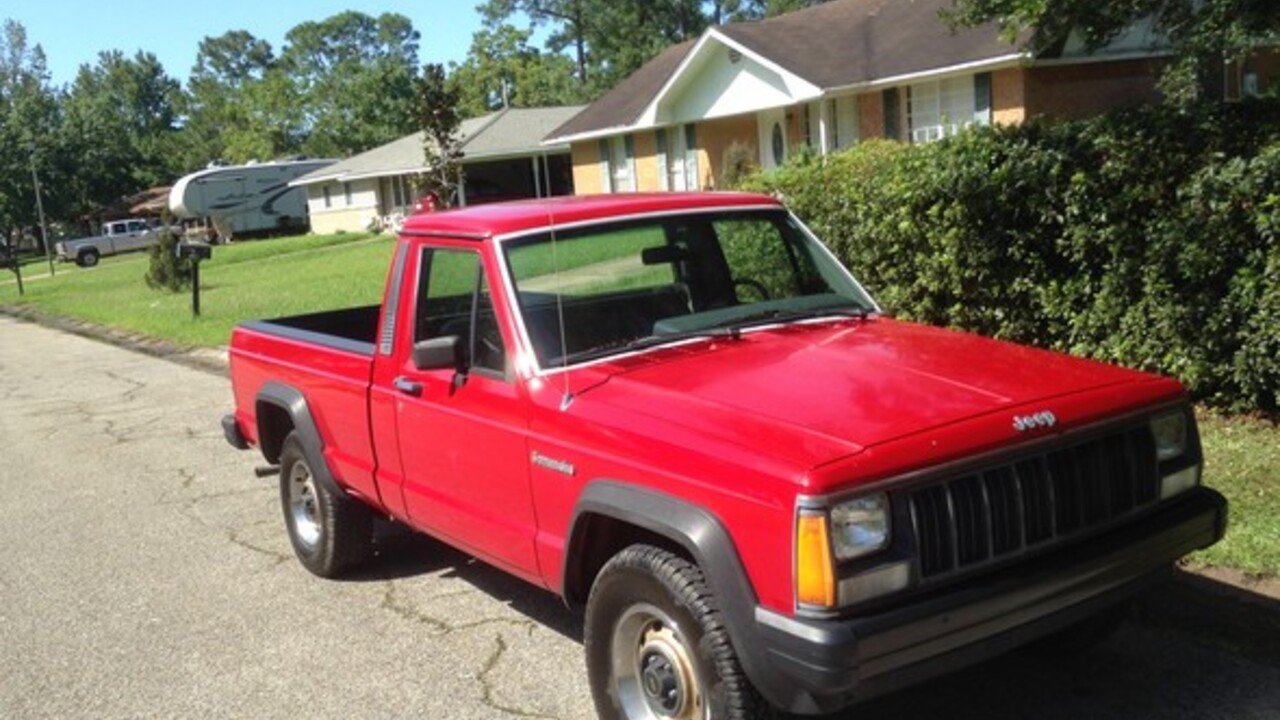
left=223, top=192, right=1226, bottom=719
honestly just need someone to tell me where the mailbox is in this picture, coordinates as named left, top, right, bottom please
left=176, top=241, right=212, bottom=262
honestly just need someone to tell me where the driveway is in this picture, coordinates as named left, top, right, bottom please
left=1, top=315, right=1278, bottom=719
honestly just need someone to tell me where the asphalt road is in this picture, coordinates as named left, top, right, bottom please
left=2, top=315, right=1279, bottom=719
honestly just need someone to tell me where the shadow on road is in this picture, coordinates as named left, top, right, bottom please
left=346, top=521, right=584, bottom=641
left=351, top=526, right=1280, bottom=720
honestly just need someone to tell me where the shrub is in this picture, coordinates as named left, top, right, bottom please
left=743, top=98, right=1280, bottom=414
left=144, top=220, right=190, bottom=292
left=720, top=141, right=758, bottom=190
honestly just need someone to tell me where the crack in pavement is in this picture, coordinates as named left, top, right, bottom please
left=478, top=634, right=564, bottom=720
left=379, top=581, right=536, bottom=636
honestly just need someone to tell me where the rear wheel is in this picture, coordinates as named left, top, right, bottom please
left=76, top=249, right=100, bottom=267
left=585, top=545, right=772, bottom=720
left=278, top=432, right=372, bottom=577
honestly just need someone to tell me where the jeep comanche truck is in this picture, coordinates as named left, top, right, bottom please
left=222, top=192, right=1226, bottom=719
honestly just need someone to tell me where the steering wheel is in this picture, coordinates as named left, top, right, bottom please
left=733, top=277, right=771, bottom=302
left=478, top=332, right=503, bottom=362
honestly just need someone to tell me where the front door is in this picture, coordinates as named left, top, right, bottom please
left=391, top=244, right=540, bottom=579
left=757, top=107, right=788, bottom=170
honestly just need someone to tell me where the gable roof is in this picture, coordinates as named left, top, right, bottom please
left=716, top=0, right=1018, bottom=89
left=546, top=0, right=1026, bottom=142
left=545, top=40, right=697, bottom=143
left=293, top=105, right=586, bottom=186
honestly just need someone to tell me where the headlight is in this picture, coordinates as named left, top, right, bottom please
left=830, top=493, right=889, bottom=561
left=1150, top=411, right=1188, bottom=461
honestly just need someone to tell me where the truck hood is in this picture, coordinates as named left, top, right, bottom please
left=577, top=317, right=1158, bottom=467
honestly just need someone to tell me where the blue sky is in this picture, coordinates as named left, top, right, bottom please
left=7, top=0, right=519, bottom=87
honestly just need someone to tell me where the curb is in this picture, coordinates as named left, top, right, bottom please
left=0, top=305, right=229, bottom=377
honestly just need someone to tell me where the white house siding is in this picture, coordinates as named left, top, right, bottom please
left=305, top=178, right=381, bottom=235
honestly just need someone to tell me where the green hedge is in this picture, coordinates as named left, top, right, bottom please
left=743, top=99, right=1280, bottom=413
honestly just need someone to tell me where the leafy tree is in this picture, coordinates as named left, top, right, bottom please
left=282, top=11, right=421, bottom=158
left=449, top=24, right=582, bottom=116
left=416, top=63, right=464, bottom=209
left=0, top=19, right=62, bottom=247
left=944, top=0, right=1280, bottom=103
left=480, top=0, right=596, bottom=85
left=179, top=30, right=291, bottom=168
left=478, top=0, right=836, bottom=97
left=59, top=50, right=183, bottom=218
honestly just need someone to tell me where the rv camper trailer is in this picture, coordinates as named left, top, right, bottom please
left=169, top=158, right=335, bottom=241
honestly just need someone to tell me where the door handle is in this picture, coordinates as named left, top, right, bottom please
left=392, top=376, right=423, bottom=397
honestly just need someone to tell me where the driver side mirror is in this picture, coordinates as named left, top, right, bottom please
left=412, top=335, right=463, bottom=371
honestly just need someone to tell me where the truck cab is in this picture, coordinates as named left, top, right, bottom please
left=224, top=193, right=1226, bottom=719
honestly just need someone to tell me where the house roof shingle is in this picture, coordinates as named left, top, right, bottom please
left=716, top=0, right=1016, bottom=89
left=545, top=40, right=697, bottom=142
left=546, top=0, right=1023, bottom=141
left=293, top=105, right=586, bottom=186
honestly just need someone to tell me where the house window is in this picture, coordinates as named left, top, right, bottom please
left=907, top=73, right=992, bottom=143
left=601, top=135, right=635, bottom=193
left=323, top=186, right=332, bottom=209
left=827, top=96, right=859, bottom=150
left=656, top=126, right=695, bottom=191
left=683, top=124, right=699, bottom=190
left=343, top=182, right=353, bottom=206
left=883, top=88, right=902, bottom=140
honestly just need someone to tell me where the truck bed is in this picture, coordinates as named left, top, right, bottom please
left=228, top=305, right=382, bottom=505
left=238, top=305, right=381, bottom=355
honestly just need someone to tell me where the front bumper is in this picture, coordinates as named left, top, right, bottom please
left=748, top=487, right=1227, bottom=714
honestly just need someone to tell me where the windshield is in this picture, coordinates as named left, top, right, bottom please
left=502, top=209, right=875, bottom=367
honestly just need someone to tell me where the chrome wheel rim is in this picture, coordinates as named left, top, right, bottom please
left=287, top=461, right=322, bottom=549
left=611, top=603, right=706, bottom=720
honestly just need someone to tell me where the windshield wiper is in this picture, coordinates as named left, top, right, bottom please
left=553, top=327, right=739, bottom=366
left=715, top=306, right=870, bottom=332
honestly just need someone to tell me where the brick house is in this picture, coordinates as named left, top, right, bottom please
left=545, top=0, right=1279, bottom=195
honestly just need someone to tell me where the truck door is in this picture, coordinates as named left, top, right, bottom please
left=124, top=220, right=148, bottom=251
left=388, top=241, right=540, bottom=581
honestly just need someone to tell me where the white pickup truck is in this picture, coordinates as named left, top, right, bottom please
left=55, top=218, right=182, bottom=267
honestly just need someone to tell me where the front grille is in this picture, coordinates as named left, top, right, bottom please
left=908, top=426, right=1159, bottom=580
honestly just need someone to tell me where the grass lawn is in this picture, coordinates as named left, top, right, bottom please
left=1, top=226, right=1275, bottom=578
left=0, top=231, right=391, bottom=347
left=1189, top=410, right=1280, bottom=576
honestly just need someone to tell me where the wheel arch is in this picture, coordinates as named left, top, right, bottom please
left=563, top=481, right=796, bottom=710
left=254, top=382, right=346, bottom=498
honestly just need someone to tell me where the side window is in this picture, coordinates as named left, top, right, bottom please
left=414, top=247, right=507, bottom=376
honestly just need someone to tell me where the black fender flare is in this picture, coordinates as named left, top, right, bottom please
left=564, top=481, right=794, bottom=710
left=255, top=382, right=347, bottom=498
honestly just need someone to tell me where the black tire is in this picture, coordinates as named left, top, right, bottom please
left=278, top=432, right=372, bottom=577
left=1029, top=601, right=1131, bottom=657
left=77, top=249, right=100, bottom=268
left=585, top=544, right=773, bottom=720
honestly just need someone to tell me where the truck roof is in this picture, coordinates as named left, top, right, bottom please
left=400, top=192, right=783, bottom=239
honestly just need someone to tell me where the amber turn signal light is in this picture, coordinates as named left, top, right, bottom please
left=796, top=511, right=836, bottom=608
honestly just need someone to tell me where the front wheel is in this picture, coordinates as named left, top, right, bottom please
left=584, top=545, right=773, bottom=720
left=278, top=432, right=372, bottom=577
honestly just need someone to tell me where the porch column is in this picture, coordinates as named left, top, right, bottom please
left=531, top=156, right=543, bottom=198
left=818, top=104, right=830, bottom=157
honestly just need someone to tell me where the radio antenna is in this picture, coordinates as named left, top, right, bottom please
left=549, top=204, right=573, bottom=410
